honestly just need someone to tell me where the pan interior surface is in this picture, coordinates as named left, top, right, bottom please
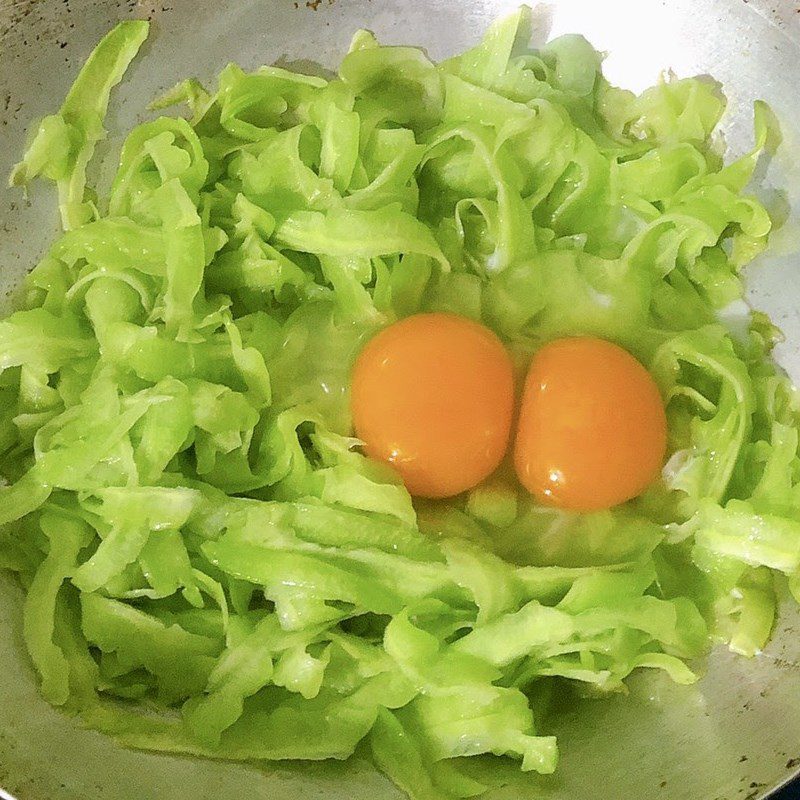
left=1, top=1, right=800, bottom=799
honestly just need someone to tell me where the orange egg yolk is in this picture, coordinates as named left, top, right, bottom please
left=514, top=336, right=667, bottom=511
left=351, top=312, right=514, bottom=499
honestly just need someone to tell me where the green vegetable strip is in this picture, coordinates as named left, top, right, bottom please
left=10, top=21, right=149, bottom=229
left=23, top=512, right=93, bottom=704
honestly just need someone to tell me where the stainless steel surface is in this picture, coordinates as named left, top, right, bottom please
left=1, top=1, right=800, bottom=799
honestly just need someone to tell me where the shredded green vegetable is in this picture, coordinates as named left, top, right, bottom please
left=3, top=9, right=799, bottom=799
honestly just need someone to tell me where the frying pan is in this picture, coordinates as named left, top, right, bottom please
left=1, top=1, right=799, bottom=798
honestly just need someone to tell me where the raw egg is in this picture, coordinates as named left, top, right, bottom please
left=351, top=312, right=514, bottom=498
left=514, top=336, right=667, bottom=511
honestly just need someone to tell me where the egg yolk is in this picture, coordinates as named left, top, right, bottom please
left=351, top=312, right=514, bottom=499
left=514, top=336, right=667, bottom=511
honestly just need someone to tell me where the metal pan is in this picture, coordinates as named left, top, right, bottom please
left=0, top=1, right=799, bottom=798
